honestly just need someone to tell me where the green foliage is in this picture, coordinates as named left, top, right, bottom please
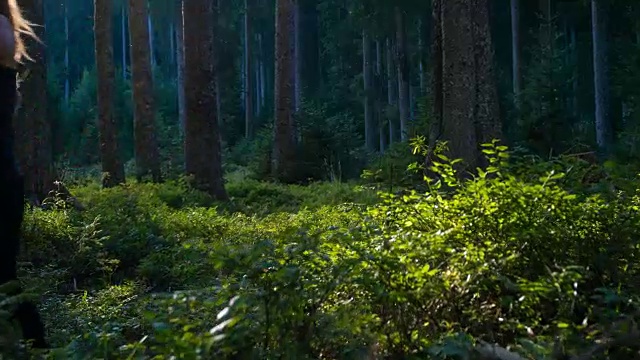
left=10, top=145, right=640, bottom=358
left=231, top=102, right=368, bottom=183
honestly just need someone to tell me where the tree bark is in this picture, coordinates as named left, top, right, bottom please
left=175, top=0, right=185, bottom=134
left=510, top=0, right=521, bottom=109
left=273, top=0, right=297, bottom=183
left=473, top=0, right=502, bottom=147
left=395, top=7, right=410, bottom=142
left=128, top=0, right=162, bottom=182
left=15, top=0, right=54, bottom=202
left=94, top=0, right=125, bottom=188
left=244, top=0, right=254, bottom=138
left=183, top=0, right=227, bottom=200
left=431, top=0, right=502, bottom=172
left=591, top=0, right=612, bottom=153
left=430, top=0, right=443, bottom=148
left=386, top=37, right=396, bottom=144
left=294, top=0, right=302, bottom=112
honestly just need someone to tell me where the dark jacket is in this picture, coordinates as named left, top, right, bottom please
left=0, top=65, right=18, bottom=180
left=0, top=64, right=21, bottom=284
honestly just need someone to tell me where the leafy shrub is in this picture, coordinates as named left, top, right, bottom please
left=10, top=148, right=640, bottom=358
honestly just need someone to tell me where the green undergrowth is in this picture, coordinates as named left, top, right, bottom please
left=3, top=143, right=640, bottom=359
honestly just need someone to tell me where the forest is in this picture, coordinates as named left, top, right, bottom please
left=3, top=0, right=640, bottom=358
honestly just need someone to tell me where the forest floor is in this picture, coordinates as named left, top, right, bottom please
left=9, top=155, right=640, bottom=359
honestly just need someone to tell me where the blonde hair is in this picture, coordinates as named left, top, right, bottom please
left=0, top=0, right=38, bottom=62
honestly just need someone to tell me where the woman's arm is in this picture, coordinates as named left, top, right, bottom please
left=0, top=14, right=16, bottom=67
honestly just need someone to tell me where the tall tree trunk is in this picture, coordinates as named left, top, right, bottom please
left=183, top=0, right=227, bottom=199
left=294, top=0, right=302, bottom=112
left=258, top=32, right=266, bottom=112
left=430, top=0, right=443, bottom=148
left=591, top=0, right=612, bottom=152
left=15, top=0, right=54, bottom=202
left=147, top=12, right=156, bottom=69
left=273, top=0, right=297, bottom=183
left=441, top=0, right=477, bottom=169
left=510, top=0, right=521, bottom=109
left=64, top=0, right=70, bottom=107
left=376, top=40, right=385, bottom=152
left=244, top=0, right=254, bottom=138
left=363, top=29, right=375, bottom=151
left=215, top=0, right=222, bottom=140
left=386, top=37, right=396, bottom=144
left=128, top=0, right=162, bottom=182
left=473, top=0, right=502, bottom=147
left=94, top=0, right=125, bottom=188
left=176, top=0, right=186, bottom=134
left=432, top=0, right=502, bottom=171
left=395, top=7, right=410, bottom=142
left=253, top=60, right=260, bottom=117
left=539, top=0, right=552, bottom=118
left=121, top=4, right=128, bottom=79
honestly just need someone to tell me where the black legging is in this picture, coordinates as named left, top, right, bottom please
left=0, top=65, right=47, bottom=348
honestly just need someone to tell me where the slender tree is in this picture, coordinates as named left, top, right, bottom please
left=386, top=37, right=396, bottom=144
left=128, top=0, right=162, bottom=182
left=273, top=0, right=297, bottom=183
left=244, top=0, right=254, bottom=138
left=183, top=0, right=227, bottom=200
left=175, top=0, right=185, bottom=134
left=591, top=0, right=612, bottom=152
left=511, top=0, right=521, bottom=109
left=94, top=0, right=125, bottom=187
left=395, top=7, right=410, bottom=142
left=15, top=0, right=54, bottom=202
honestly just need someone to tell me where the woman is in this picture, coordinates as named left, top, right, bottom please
left=0, top=0, right=47, bottom=349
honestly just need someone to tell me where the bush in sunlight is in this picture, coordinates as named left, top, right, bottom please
left=13, top=146, right=640, bottom=358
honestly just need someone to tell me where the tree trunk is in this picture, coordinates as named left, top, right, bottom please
left=215, top=0, right=222, bottom=140
left=121, top=4, right=128, bottom=80
left=273, top=0, right=297, bottom=183
left=432, top=0, right=502, bottom=172
left=94, top=0, right=125, bottom=188
left=183, top=0, right=227, bottom=200
left=430, top=0, right=443, bottom=148
left=363, top=29, right=375, bottom=151
left=472, top=0, right=502, bottom=147
left=176, top=0, right=186, bottom=134
left=386, top=37, right=396, bottom=144
left=510, top=0, right=521, bottom=109
left=294, top=0, right=302, bottom=112
left=395, top=7, right=410, bottom=142
left=64, top=0, right=70, bottom=106
left=147, top=12, right=156, bottom=69
left=376, top=40, right=385, bottom=152
left=15, top=0, right=54, bottom=202
left=591, top=0, right=612, bottom=153
left=442, top=0, right=477, bottom=169
left=258, top=32, right=266, bottom=112
left=128, top=0, right=162, bottom=183
left=244, top=0, right=254, bottom=138
left=570, top=23, right=578, bottom=118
